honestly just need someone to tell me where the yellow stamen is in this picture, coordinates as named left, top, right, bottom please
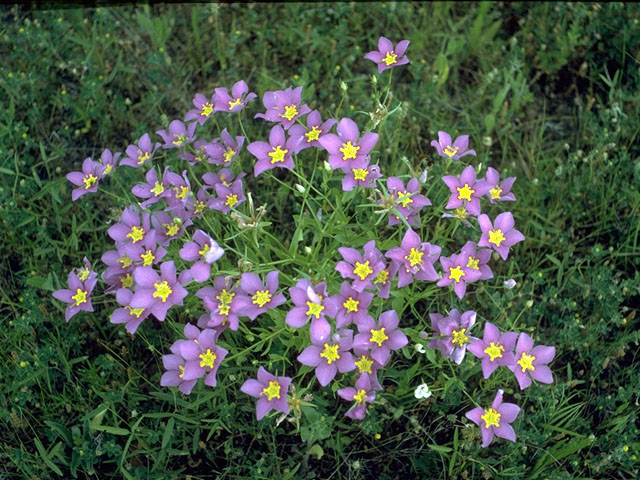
left=320, top=343, right=340, bottom=365
left=153, top=281, right=172, bottom=303
left=77, top=267, right=90, bottom=282
left=225, top=194, right=238, bottom=208
left=397, top=190, right=413, bottom=208
left=457, top=183, right=475, bottom=202
left=373, top=269, right=389, bottom=285
left=454, top=207, right=468, bottom=219
left=150, top=181, right=165, bottom=196
left=268, top=145, right=288, bottom=164
left=178, top=365, right=185, bottom=378
left=223, top=147, right=236, bottom=163
left=174, top=185, right=190, bottom=200
left=449, top=265, right=465, bottom=283
left=490, top=186, right=502, bottom=200
left=443, top=145, right=459, bottom=158
left=198, top=243, right=209, bottom=257
left=483, top=342, right=504, bottom=362
left=83, top=174, right=97, bottom=190
left=137, top=151, right=150, bottom=165
left=404, top=248, right=423, bottom=268
left=199, top=348, right=217, bottom=369
left=353, top=260, right=373, bottom=280
left=125, top=306, right=145, bottom=318
left=339, top=141, right=360, bottom=160
left=194, top=200, right=206, bottom=214
left=172, top=134, right=186, bottom=147
left=517, top=352, right=536, bottom=373
left=118, top=255, right=133, bottom=268
left=352, top=168, right=369, bottom=181
left=382, top=51, right=397, bottom=66
left=71, top=288, right=87, bottom=306
left=467, top=256, right=480, bottom=270
left=216, top=289, right=234, bottom=305
left=481, top=408, right=501, bottom=428
left=353, top=389, right=367, bottom=404
left=201, top=102, right=213, bottom=117
left=261, top=380, right=281, bottom=401
left=281, top=104, right=299, bottom=121
left=140, top=250, right=155, bottom=266
left=252, top=290, right=272, bottom=308
left=228, top=98, right=243, bottom=110
left=355, top=355, right=373, bottom=374
left=488, top=229, right=506, bottom=247
left=127, top=226, right=145, bottom=243
left=451, top=328, right=469, bottom=347
left=306, top=301, right=325, bottom=319
left=305, top=125, right=321, bottom=142
left=369, top=327, right=389, bottom=347
left=343, top=297, right=359, bottom=313
left=120, top=273, right=133, bottom=288
left=164, top=223, right=180, bottom=237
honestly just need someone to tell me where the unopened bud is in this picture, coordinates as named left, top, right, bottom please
left=419, top=169, right=428, bottom=184
left=371, top=75, right=378, bottom=86
left=323, top=161, right=332, bottom=171
left=304, top=246, right=312, bottom=254
left=340, top=80, right=348, bottom=92
left=503, top=279, right=517, bottom=289
left=295, top=183, right=306, bottom=194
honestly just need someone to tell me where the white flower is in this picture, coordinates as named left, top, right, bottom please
left=414, top=343, right=426, bottom=354
left=503, top=278, right=517, bottom=289
left=414, top=383, right=432, bottom=399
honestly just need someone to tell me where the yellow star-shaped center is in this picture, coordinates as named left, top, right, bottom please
left=125, top=306, right=145, bottom=318
left=201, top=102, right=213, bottom=117
left=127, top=226, right=145, bottom=243
left=481, top=408, right=501, bottom=429
left=339, top=141, right=360, bottom=160
left=153, top=281, right=172, bottom=303
left=72, top=288, right=87, bottom=306
left=305, top=125, right=321, bottom=142
left=141, top=249, right=155, bottom=266
left=83, top=174, right=97, bottom=190
left=199, top=348, right=217, bottom=369
left=355, top=355, right=374, bottom=374
left=261, top=380, right=281, bottom=401
left=483, top=342, right=504, bottom=362
left=443, top=145, right=459, bottom=158
left=397, top=190, right=413, bottom=208
left=268, top=145, right=288, bottom=164
left=354, top=389, right=367, bottom=404
left=457, top=183, right=475, bottom=202
left=449, top=265, right=465, bottom=283
left=517, top=352, right=536, bottom=373
left=382, top=51, right=397, bottom=66
left=228, top=98, right=243, bottom=110
left=488, top=229, right=506, bottom=247
left=490, top=186, right=502, bottom=200
left=320, top=343, right=340, bottom=365
left=252, top=289, right=272, bottom=308
left=118, top=255, right=133, bottom=268
left=373, top=269, right=389, bottom=285
left=451, top=328, right=469, bottom=347
left=352, top=168, right=369, bottom=181
left=306, top=301, right=325, bottom=319
left=224, top=147, right=236, bottom=163
left=343, top=297, right=359, bottom=313
left=405, top=248, right=423, bottom=268
left=151, top=181, right=165, bottom=196
left=467, top=256, right=480, bottom=270
left=353, top=260, right=373, bottom=280
left=369, top=327, right=389, bottom=347
left=281, top=104, right=299, bottom=121
left=137, top=151, right=151, bottom=165
left=225, top=194, right=238, bottom=208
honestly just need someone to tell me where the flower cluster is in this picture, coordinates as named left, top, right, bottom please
left=53, top=35, right=555, bottom=446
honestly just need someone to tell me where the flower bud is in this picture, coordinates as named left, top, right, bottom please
left=295, top=183, right=306, bottom=194
left=503, top=279, right=517, bottom=289
left=414, top=383, right=432, bottom=399
left=323, top=161, right=332, bottom=171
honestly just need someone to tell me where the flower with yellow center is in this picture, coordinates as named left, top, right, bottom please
left=77, top=267, right=90, bottom=282
left=199, top=348, right=217, bottom=369
left=373, top=269, right=389, bottom=285
left=164, top=223, right=180, bottom=237
left=223, top=147, right=235, bottom=163
left=397, top=190, right=413, bottom=208
left=466, top=256, right=480, bottom=270
left=72, top=288, right=87, bottom=306
left=457, top=183, right=475, bottom=202
left=320, top=343, right=340, bottom=364
left=369, top=327, right=388, bottom=347
left=352, top=168, right=369, bottom=181
left=120, top=273, right=133, bottom=288
left=140, top=250, right=155, bottom=266
left=306, top=301, right=324, bottom=319
left=150, top=181, right=165, bottom=196
left=404, top=248, right=423, bottom=268
left=443, top=145, right=459, bottom=157
left=339, top=141, right=360, bottom=160
left=178, top=365, right=185, bottom=379
left=353, top=389, right=367, bottom=404
left=103, top=164, right=113, bottom=175
left=118, top=255, right=133, bottom=268
left=261, top=380, right=281, bottom=400
left=125, top=306, right=145, bottom=318
left=252, top=290, right=272, bottom=308
left=153, top=281, right=172, bottom=303
left=454, top=207, right=468, bottom=219
left=217, top=289, right=235, bottom=305
left=489, top=186, right=502, bottom=200
left=451, top=328, right=469, bottom=347
left=281, top=104, right=299, bottom=121
left=517, top=352, right=536, bottom=373
left=137, top=151, right=150, bottom=165
left=198, top=243, right=210, bottom=257
left=343, top=297, right=359, bottom=313
left=126, top=226, right=145, bottom=243
left=83, top=174, right=97, bottom=190
left=174, top=185, right=189, bottom=200
left=382, top=51, right=397, bottom=66
left=172, top=134, right=186, bottom=147
left=305, top=126, right=322, bottom=142
left=355, top=355, right=373, bottom=374
left=228, top=98, right=243, bottom=110
left=353, top=260, right=373, bottom=280
left=481, top=408, right=501, bottom=428
left=268, top=145, right=288, bottom=164
left=194, top=201, right=206, bottom=214
left=483, top=342, right=504, bottom=362
left=488, top=229, right=505, bottom=247
left=449, top=265, right=465, bottom=283
left=225, top=194, right=238, bottom=208
left=201, top=102, right=214, bottom=117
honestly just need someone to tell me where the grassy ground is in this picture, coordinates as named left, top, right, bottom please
left=1, top=2, right=639, bottom=479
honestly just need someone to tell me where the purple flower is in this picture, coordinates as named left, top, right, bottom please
left=437, top=251, right=483, bottom=299
left=247, top=125, right=299, bottom=177
left=337, top=374, right=376, bottom=420
left=297, top=323, right=355, bottom=387
left=99, top=148, right=120, bottom=176
left=178, top=139, right=214, bottom=165
left=509, top=333, right=555, bottom=390
left=385, top=177, right=431, bottom=227
left=459, top=241, right=493, bottom=281
left=187, top=186, right=213, bottom=218
left=371, top=260, right=399, bottom=299
left=364, top=36, right=410, bottom=73
left=342, top=162, right=383, bottom=191
left=131, top=166, right=172, bottom=208
left=351, top=351, right=384, bottom=391
left=156, top=120, right=197, bottom=149
left=129, top=261, right=188, bottom=322
left=326, top=282, right=374, bottom=329
left=110, top=287, right=151, bottom=334
left=179, top=229, right=224, bottom=283
left=442, top=165, right=491, bottom=216
left=196, top=275, right=242, bottom=331
left=213, top=80, right=257, bottom=113
left=430, top=131, right=476, bottom=160
left=235, top=271, right=287, bottom=320
left=288, top=110, right=337, bottom=152
left=204, top=129, right=244, bottom=165
left=208, top=174, right=246, bottom=214
left=101, top=249, right=136, bottom=291
left=150, top=209, right=193, bottom=246
left=184, top=93, right=215, bottom=126
left=286, top=279, right=336, bottom=329
left=66, top=157, right=103, bottom=201
left=353, top=310, right=408, bottom=366
left=120, top=133, right=160, bottom=168
left=427, top=309, right=477, bottom=364
left=467, top=322, right=517, bottom=379
left=202, top=167, right=237, bottom=191
left=107, top=206, right=152, bottom=257
left=484, top=167, right=516, bottom=204
left=160, top=339, right=197, bottom=395
left=240, top=367, right=291, bottom=420
left=385, top=229, right=441, bottom=288
left=165, top=169, right=192, bottom=208
left=441, top=207, right=473, bottom=228
left=179, top=325, right=228, bottom=387
left=478, top=212, right=525, bottom=261
left=336, top=240, right=385, bottom=292
left=128, top=230, right=167, bottom=267
left=318, top=118, right=378, bottom=173
left=52, top=269, right=98, bottom=322
left=465, top=389, right=520, bottom=448
left=254, top=86, right=311, bottom=130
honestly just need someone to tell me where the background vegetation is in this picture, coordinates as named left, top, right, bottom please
left=1, top=2, right=639, bottom=479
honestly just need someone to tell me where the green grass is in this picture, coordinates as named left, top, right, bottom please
left=1, top=2, right=639, bottom=479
